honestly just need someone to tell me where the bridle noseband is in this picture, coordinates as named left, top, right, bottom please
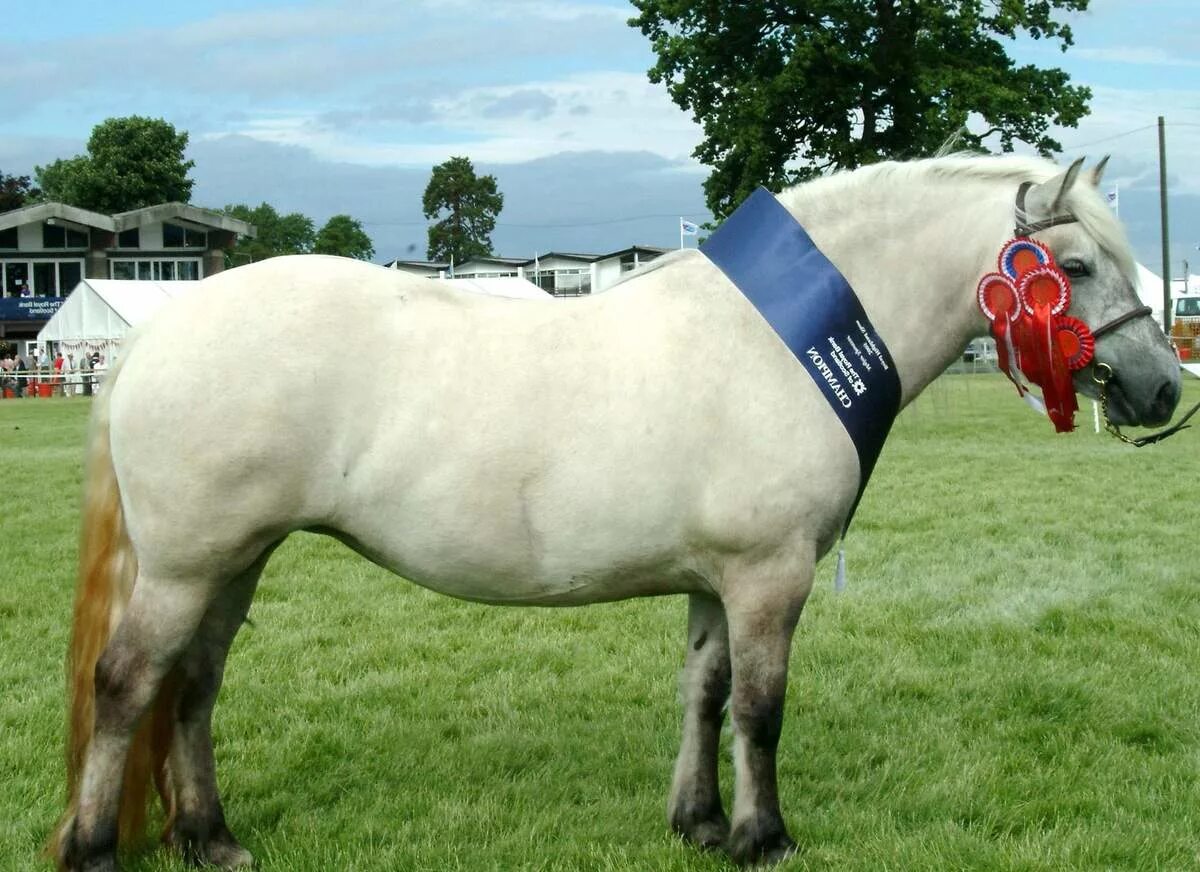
left=1012, top=181, right=1193, bottom=446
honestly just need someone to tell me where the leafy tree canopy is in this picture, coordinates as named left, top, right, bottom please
left=0, top=171, right=40, bottom=212
left=630, top=0, right=1092, bottom=218
left=222, top=203, right=315, bottom=265
left=35, top=116, right=195, bottom=213
left=422, top=156, right=504, bottom=264
left=314, top=214, right=375, bottom=260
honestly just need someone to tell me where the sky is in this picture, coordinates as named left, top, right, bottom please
left=0, top=0, right=1196, bottom=274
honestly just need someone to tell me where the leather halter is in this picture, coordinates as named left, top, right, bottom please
left=1013, top=181, right=1152, bottom=340
left=1013, top=181, right=1194, bottom=446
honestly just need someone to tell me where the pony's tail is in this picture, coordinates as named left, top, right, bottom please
left=47, top=339, right=179, bottom=864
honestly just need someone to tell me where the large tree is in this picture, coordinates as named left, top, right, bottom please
left=314, top=214, right=375, bottom=260
left=630, top=0, right=1093, bottom=218
left=0, top=171, right=39, bottom=212
left=36, top=116, right=195, bottom=213
left=422, top=156, right=503, bottom=264
left=222, top=203, right=315, bottom=265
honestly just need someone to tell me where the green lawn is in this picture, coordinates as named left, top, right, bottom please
left=2, top=376, right=1199, bottom=871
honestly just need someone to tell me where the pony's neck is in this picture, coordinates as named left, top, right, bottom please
left=778, top=170, right=1016, bottom=407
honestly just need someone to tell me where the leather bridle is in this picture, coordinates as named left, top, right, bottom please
left=1013, top=181, right=1195, bottom=446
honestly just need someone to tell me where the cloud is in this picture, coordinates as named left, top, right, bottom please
left=218, top=71, right=702, bottom=167
left=188, top=136, right=710, bottom=262
left=479, top=90, right=557, bottom=121
left=0, top=0, right=645, bottom=117
left=1073, top=47, right=1200, bottom=68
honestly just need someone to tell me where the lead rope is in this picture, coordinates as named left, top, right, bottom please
left=1092, top=362, right=1200, bottom=446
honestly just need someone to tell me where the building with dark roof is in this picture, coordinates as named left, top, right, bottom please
left=384, top=245, right=671, bottom=296
left=0, top=201, right=254, bottom=344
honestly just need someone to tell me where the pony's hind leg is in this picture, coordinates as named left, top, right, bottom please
left=163, top=554, right=271, bottom=869
left=61, top=575, right=216, bottom=872
left=668, top=593, right=731, bottom=849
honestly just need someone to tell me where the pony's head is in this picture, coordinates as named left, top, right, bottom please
left=1018, top=157, right=1180, bottom=426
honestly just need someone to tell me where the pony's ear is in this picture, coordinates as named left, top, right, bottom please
left=1089, top=155, right=1110, bottom=188
left=1025, top=157, right=1087, bottom=221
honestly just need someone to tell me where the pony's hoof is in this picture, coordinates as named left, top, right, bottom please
left=55, top=816, right=118, bottom=872
left=728, top=817, right=796, bottom=867
left=670, top=804, right=730, bottom=849
left=203, top=839, right=254, bottom=869
left=167, top=822, right=254, bottom=869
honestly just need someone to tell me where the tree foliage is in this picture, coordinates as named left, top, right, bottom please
left=314, top=214, right=375, bottom=260
left=35, top=116, right=195, bottom=213
left=0, top=171, right=40, bottom=212
left=222, top=203, right=315, bottom=265
left=630, top=0, right=1093, bottom=218
left=422, top=156, right=503, bottom=264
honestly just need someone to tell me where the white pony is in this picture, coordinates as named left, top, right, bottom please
left=50, top=155, right=1179, bottom=870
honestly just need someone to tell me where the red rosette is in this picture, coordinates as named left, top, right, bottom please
left=1053, top=315, right=1095, bottom=371
left=1019, top=265, right=1071, bottom=317
left=999, top=238, right=1051, bottom=280
left=977, top=272, right=1020, bottom=323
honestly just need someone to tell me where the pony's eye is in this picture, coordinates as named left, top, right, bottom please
left=1060, top=259, right=1089, bottom=279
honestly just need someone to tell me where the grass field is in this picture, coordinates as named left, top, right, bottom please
left=2, top=375, right=1199, bottom=871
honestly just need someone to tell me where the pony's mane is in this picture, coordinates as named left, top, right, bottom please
left=781, top=153, right=1136, bottom=282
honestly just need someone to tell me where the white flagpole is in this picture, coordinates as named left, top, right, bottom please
left=679, top=219, right=684, bottom=250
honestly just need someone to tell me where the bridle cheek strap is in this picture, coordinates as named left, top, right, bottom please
left=1015, top=181, right=1079, bottom=237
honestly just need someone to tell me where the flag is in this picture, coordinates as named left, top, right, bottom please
left=1105, top=186, right=1119, bottom=212
left=680, top=219, right=700, bottom=236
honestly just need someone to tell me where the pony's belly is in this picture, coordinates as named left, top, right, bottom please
left=410, top=564, right=708, bottom=606
left=336, top=527, right=708, bottom=606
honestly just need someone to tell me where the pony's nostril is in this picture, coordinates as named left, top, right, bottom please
left=1151, top=378, right=1181, bottom=422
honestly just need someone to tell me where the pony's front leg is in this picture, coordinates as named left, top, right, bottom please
left=723, top=554, right=812, bottom=866
left=668, top=593, right=731, bottom=848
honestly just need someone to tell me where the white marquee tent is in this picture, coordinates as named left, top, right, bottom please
left=37, top=279, right=200, bottom=357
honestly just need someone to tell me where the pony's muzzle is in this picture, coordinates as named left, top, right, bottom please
left=1106, top=372, right=1181, bottom=427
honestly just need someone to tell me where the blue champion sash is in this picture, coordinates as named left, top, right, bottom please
left=701, top=187, right=901, bottom=529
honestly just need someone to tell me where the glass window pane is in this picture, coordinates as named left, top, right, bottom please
left=138, top=261, right=152, bottom=280
left=157, top=261, right=175, bottom=281
left=117, top=228, right=140, bottom=248
left=33, top=261, right=57, bottom=295
left=6, top=261, right=28, bottom=296
left=177, top=260, right=199, bottom=280
left=184, top=228, right=206, bottom=247
left=59, top=261, right=82, bottom=295
left=162, top=223, right=184, bottom=247
left=66, top=228, right=88, bottom=248
left=111, top=261, right=135, bottom=280
left=0, top=227, right=17, bottom=249
left=42, top=224, right=66, bottom=248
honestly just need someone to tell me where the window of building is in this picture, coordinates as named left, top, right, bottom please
left=2, top=262, right=28, bottom=297
left=59, top=261, right=82, bottom=292
left=117, top=228, right=140, bottom=248
left=0, top=227, right=17, bottom=250
left=620, top=253, right=638, bottom=272
left=109, top=258, right=202, bottom=281
left=538, top=268, right=591, bottom=297
left=42, top=224, right=89, bottom=249
left=162, top=222, right=207, bottom=248
left=0, top=259, right=83, bottom=296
